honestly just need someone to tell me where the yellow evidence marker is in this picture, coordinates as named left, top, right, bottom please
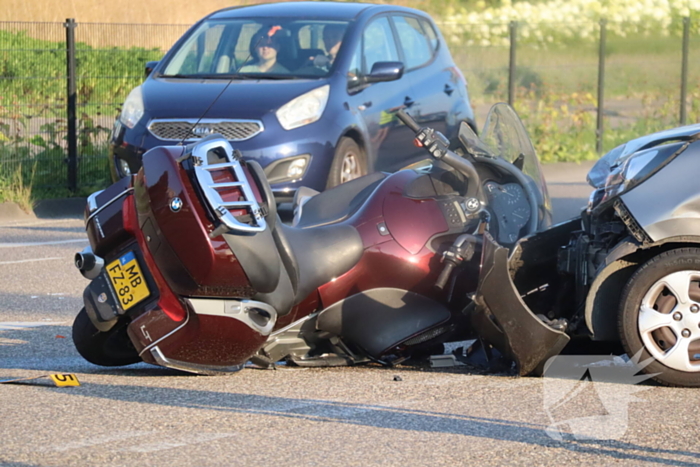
left=0, top=374, right=80, bottom=387
left=49, top=374, right=80, bottom=387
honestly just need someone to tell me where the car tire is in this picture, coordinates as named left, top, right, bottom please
left=326, top=137, right=367, bottom=189
left=619, top=248, right=700, bottom=387
left=72, top=308, right=141, bottom=367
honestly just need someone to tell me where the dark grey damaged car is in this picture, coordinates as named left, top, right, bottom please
left=471, top=122, right=700, bottom=387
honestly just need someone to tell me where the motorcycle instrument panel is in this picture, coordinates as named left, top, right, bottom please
left=106, top=251, right=150, bottom=311
left=483, top=181, right=531, bottom=244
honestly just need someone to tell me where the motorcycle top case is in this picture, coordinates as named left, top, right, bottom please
left=134, top=145, right=265, bottom=298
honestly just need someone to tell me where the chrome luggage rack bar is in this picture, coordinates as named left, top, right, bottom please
left=187, top=135, right=266, bottom=234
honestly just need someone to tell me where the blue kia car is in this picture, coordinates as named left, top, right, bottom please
left=109, top=1, right=475, bottom=201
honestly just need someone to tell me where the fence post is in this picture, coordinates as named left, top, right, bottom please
left=64, top=18, right=77, bottom=192
left=596, top=19, right=607, bottom=155
left=508, top=21, right=517, bottom=106
left=680, top=16, right=690, bottom=125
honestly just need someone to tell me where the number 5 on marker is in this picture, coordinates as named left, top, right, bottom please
left=49, top=374, right=80, bottom=387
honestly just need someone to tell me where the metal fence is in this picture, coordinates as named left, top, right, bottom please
left=0, top=20, right=189, bottom=194
left=443, top=17, right=700, bottom=162
left=0, top=18, right=697, bottom=192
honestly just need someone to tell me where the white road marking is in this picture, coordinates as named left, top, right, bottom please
left=0, top=239, right=87, bottom=248
left=0, top=257, right=64, bottom=265
left=40, top=431, right=156, bottom=452
left=0, top=322, right=59, bottom=331
left=123, top=433, right=236, bottom=453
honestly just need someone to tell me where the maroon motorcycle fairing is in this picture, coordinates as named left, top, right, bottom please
left=318, top=169, right=450, bottom=307
left=82, top=142, right=468, bottom=371
left=85, top=176, right=134, bottom=258
left=135, top=146, right=256, bottom=298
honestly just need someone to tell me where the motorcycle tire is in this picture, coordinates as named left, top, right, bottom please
left=619, top=248, right=700, bottom=387
left=326, top=137, right=367, bottom=189
left=72, top=308, right=141, bottom=367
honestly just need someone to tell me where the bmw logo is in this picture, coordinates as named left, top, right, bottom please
left=170, top=197, right=183, bottom=212
left=465, top=197, right=480, bottom=212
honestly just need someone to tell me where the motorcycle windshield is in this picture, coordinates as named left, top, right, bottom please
left=459, top=103, right=551, bottom=216
left=481, top=104, right=547, bottom=192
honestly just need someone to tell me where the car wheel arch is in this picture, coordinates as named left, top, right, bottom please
left=585, top=238, right=700, bottom=341
left=339, top=128, right=372, bottom=171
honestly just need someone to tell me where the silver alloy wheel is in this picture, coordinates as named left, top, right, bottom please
left=339, top=152, right=361, bottom=184
left=638, top=270, right=700, bottom=372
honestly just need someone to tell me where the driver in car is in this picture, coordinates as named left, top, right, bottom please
left=239, top=29, right=289, bottom=74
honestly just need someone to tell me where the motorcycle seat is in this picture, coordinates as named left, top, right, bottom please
left=293, top=172, right=387, bottom=228
left=240, top=160, right=364, bottom=315
left=274, top=221, right=363, bottom=303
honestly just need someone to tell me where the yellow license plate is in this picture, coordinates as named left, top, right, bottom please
left=106, top=251, right=150, bottom=311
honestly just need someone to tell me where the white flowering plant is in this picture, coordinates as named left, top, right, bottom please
left=438, top=0, right=700, bottom=47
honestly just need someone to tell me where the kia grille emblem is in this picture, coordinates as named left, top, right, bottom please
left=193, top=125, right=213, bottom=136
left=170, top=197, right=183, bottom=212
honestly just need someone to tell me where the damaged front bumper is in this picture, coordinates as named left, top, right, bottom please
left=470, top=225, right=576, bottom=375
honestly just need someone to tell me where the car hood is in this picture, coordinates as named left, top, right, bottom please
left=587, top=123, right=700, bottom=189
left=142, top=77, right=329, bottom=120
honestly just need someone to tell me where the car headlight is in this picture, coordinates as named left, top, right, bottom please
left=600, top=141, right=686, bottom=204
left=276, top=85, right=329, bottom=130
left=119, top=86, right=145, bottom=129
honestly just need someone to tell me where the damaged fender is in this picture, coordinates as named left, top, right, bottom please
left=471, top=232, right=570, bottom=375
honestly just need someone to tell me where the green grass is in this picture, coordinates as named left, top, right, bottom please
left=0, top=163, right=36, bottom=212
left=1, top=24, right=699, bottom=199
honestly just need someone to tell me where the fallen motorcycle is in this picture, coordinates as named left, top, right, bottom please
left=72, top=103, right=551, bottom=373
left=470, top=121, right=700, bottom=387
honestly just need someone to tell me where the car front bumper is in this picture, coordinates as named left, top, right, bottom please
left=109, top=116, right=343, bottom=197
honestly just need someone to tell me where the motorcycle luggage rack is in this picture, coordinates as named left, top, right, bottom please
left=186, top=135, right=266, bottom=234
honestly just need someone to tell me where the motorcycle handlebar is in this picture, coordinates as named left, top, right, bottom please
left=396, top=109, right=421, bottom=133
left=435, top=261, right=456, bottom=291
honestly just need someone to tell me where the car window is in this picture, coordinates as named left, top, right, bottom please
left=162, top=19, right=349, bottom=79
left=392, top=15, right=433, bottom=69
left=234, top=23, right=263, bottom=64
left=163, top=23, right=226, bottom=75
left=419, top=18, right=439, bottom=52
left=362, top=17, right=399, bottom=73
left=347, top=41, right=362, bottom=87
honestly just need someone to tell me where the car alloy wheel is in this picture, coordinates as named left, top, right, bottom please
left=619, top=248, right=700, bottom=386
left=327, top=136, right=367, bottom=189
left=340, top=152, right=361, bottom=184
left=637, top=270, right=700, bottom=372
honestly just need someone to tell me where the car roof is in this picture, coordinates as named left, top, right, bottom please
left=207, top=1, right=423, bottom=21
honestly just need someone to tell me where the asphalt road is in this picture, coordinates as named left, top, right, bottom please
left=1, top=165, right=699, bottom=466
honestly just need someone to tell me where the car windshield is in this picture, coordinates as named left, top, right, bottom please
left=161, top=18, right=350, bottom=79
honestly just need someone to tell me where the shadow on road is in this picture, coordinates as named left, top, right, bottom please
left=49, top=381, right=700, bottom=466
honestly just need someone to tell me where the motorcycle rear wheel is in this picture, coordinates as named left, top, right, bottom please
left=72, top=308, right=141, bottom=367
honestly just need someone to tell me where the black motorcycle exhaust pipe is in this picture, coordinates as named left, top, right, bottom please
left=75, top=247, right=104, bottom=280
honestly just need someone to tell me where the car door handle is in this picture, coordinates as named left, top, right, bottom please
left=444, top=84, right=454, bottom=96
left=404, top=96, right=414, bottom=108
left=358, top=101, right=372, bottom=111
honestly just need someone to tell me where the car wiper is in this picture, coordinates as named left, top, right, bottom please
left=159, top=73, right=260, bottom=80
left=242, top=74, right=298, bottom=80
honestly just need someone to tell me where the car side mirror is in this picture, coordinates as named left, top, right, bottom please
left=145, top=61, right=159, bottom=77
left=365, top=61, right=404, bottom=84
